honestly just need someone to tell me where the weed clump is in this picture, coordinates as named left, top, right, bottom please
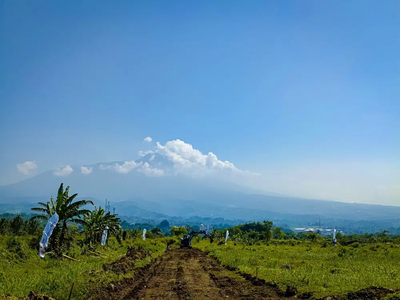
left=384, top=293, right=400, bottom=300
left=7, top=238, right=27, bottom=261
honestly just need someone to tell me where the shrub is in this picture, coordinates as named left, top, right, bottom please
left=6, top=237, right=27, bottom=261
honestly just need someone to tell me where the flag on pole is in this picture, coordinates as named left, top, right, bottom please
left=39, top=212, right=59, bottom=258
left=143, top=228, right=147, bottom=240
left=225, top=230, right=229, bottom=245
left=101, top=226, right=109, bottom=246
left=333, top=229, right=337, bottom=246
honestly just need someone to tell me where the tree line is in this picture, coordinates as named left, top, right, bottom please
left=1, top=183, right=398, bottom=254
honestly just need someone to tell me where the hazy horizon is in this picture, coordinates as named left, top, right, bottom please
left=1, top=1, right=399, bottom=205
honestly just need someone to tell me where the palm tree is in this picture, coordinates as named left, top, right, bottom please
left=31, top=183, right=94, bottom=250
left=83, top=206, right=122, bottom=246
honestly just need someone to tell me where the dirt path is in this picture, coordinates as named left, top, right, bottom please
left=93, top=247, right=287, bottom=300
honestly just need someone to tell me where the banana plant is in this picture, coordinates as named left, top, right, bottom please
left=31, top=183, right=94, bottom=250
left=83, top=206, right=122, bottom=246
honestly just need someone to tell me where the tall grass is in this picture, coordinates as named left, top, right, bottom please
left=195, top=240, right=400, bottom=297
left=0, top=235, right=168, bottom=299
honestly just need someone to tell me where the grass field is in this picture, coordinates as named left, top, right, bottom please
left=195, top=239, right=400, bottom=298
left=0, top=235, right=168, bottom=299
left=2, top=235, right=400, bottom=299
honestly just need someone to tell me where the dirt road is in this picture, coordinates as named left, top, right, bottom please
left=93, top=247, right=288, bottom=300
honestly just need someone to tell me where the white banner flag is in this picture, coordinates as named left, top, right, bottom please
left=39, top=212, right=59, bottom=258
left=101, top=226, right=109, bottom=246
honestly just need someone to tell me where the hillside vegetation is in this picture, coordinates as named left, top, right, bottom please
left=2, top=183, right=400, bottom=299
left=196, top=239, right=400, bottom=298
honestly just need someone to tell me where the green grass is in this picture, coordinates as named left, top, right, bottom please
left=0, top=235, right=170, bottom=299
left=195, top=239, right=400, bottom=297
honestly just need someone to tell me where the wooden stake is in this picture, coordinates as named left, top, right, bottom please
left=63, top=254, right=80, bottom=262
left=68, top=282, right=75, bottom=300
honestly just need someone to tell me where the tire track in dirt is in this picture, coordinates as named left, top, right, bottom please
left=92, top=248, right=287, bottom=300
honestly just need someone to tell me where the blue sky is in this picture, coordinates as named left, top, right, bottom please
left=1, top=1, right=399, bottom=204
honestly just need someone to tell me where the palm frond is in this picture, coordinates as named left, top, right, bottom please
left=66, top=193, right=78, bottom=205
left=31, top=207, right=48, bottom=213
left=30, top=214, right=49, bottom=221
left=50, top=196, right=57, bottom=211
left=56, top=183, right=64, bottom=211
left=71, top=218, right=87, bottom=226
left=67, top=200, right=94, bottom=211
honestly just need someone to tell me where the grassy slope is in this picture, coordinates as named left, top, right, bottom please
left=195, top=239, right=400, bottom=298
left=0, top=236, right=168, bottom=299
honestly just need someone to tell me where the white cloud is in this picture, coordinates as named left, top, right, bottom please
left=99, top=161, right=140, bottom=173
left=138, top=150, right=153, bottom=157
left=138, top=162, right=164, bottom=177
left=99, top=164, right=110, bottom=170
left=144, top=137, right=152, bottom=143
left=101, top=138, right=254, bottom=179
left=17, top=161, right=37, bottom=175
left=148, top=139, right=243, bottom=177
left=80, top=166, right=92, bottom=175
left=113, top=161, right=139, bottom=174
left=53, top=165, right=73, bottom=176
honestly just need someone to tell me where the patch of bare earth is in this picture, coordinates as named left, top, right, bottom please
left=90, top=248, right=287, bottom=300
left=90, top=248, right=399, bottom=300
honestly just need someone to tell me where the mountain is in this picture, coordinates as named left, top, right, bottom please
left=1, top=153, right=400, bottom=224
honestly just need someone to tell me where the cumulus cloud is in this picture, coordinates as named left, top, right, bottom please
left=53, top=165, right=73, bottom=176
left=99, top=164, right=109, bottom=170
left=100, top=161, right=141, bottom=174
left=154, top=139, right=240, bottom=176
left=144, top=137, right=152, bottom=143
left=17, top=161, right=37, bottom=175
left=138, top=150, right=153, bottom=157
left=138, top=162, right=164, bottom=177
left=80, top=166, right=93, bottom=174
left=100, top=137, right=253, bottom=178
left=113, top=161, right=139, bottom=174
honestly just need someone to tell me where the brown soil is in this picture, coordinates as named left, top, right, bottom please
left=318, top=287, right=397, bottom=300
left=90, top=248, right=399, bottom=300
left=102, top=246, right=149, bottom=274
left=90, top=248, right=289, bottom=300
left=26, top=291, right=55, bottom=300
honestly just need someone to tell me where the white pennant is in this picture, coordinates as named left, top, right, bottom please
left=101, top=226, right=109, bottom=246
left=225, top=230, right=229, bottom=245
left=39, top=212, right=59, bottom=258
left=143, top=228, right=147, bottom=240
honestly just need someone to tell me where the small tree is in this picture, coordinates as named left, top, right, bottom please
left=31, top=183, right=94, bottom=252
left=11, top=215, right=25, bottom=236
left=170, top=226, right=187, bottom=236
left=83, top=206, right=122, bottom=246
left=25, top=218, right=40, bottom=235
left=151, top=227, right=162, bottom=235
left=272, top=227, right=285, bottom=240
left=261, top=220, right=273, bottom=241
left=0, top=218, right=11, bottom=235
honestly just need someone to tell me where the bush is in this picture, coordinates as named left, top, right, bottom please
left=28, top=235, right=41, bottom=250
left=6, top=237, right=27, bottom=261
left=338, top=247, right=347, bottom=257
